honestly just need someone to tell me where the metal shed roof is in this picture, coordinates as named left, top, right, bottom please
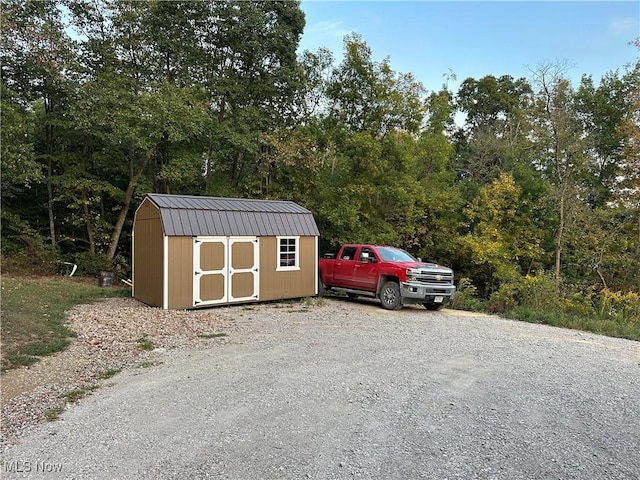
left=146, top=193, right=320, bottom=237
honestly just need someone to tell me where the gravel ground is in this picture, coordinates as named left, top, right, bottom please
left=1, top=296, right=639, bottom=479
left=1, top=298, right=235, bottom=447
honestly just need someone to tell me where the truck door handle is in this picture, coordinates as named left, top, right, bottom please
left=355, top=264, right=361, bottom=268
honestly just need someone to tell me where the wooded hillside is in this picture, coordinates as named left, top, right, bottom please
left=2, top=1, right=638, bottom=319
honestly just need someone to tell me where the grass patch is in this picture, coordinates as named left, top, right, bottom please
left=136, top=334, right=155, bottom=351
left=1, top=276, right=130, bottom=373
left=303, top=296, right=325, bottom=307
left=505, top=306, right=640, bottom=341
left=20, top=338, right=72, bottom=356
left=63, top=385, right=99, bottom=404
left=98, top=368, right=121, bottom=379
left=44, top=406, right=65, bottom=422
left=3, top=352, right=39, bottom=368
left=198, top=333, right=227, bottom=339
left=44, top=385, right=101, bottom=422
left=138, top=360, right=161, bottom=368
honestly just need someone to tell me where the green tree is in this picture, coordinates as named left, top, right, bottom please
left=462, top=173, right=545, bottom=294
left=2, top=0, right=76, bottom=247
left=530, top=61, right=589, bottom=284
left=312, top=35, right=434, bottom=251
left=576, top=72, right=629, bottom=207
left=0, top=85, right=41, bottom=200
left=195, top=0, right=306, bottom=192
left=455, top=75, right=534, bottom=183
left=70, top=76, right=207, bottom=257
left=414, top=89, right=465, bottom=265
left=613, top=40, right=640, bottom=263
left=326, top=33, right=425, bottom=137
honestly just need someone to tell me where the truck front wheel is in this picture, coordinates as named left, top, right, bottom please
left=380, top=281, right=402, bottom=310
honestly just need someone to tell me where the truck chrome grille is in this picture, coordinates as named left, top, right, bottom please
left=415, top=271, right=454, bottom=285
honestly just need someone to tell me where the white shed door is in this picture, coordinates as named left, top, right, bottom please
left=193, top=236, right=259, bottom=306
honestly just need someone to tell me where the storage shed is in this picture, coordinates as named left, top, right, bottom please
left=132, top=193, right=320, bottom=309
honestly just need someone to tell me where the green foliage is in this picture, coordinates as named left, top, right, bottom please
left=1, top=211, right=58, bottom=275
left=0, top=85, right=41, bottom=200
left=518, top=273, right=561, bottom=311
left=74, top=252, right=116, bottom=277
left=20, top=339, right=71, bottom=357
left=450, top=278, right=486, bottom=311
left=487, top=272, right=560, bottom=314
left=488, top=274, right=640, bottom=340
left=594, top=289, right=640, bottom=323
left=325, top=33, right=426, bottom=136
left=461, top=173, right=545, bottom=295
left=507, top=305, right=640, bottom=341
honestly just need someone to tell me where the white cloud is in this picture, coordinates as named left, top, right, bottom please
left=608, top=17, right=638, bottom=36
left=307, top=20, right=351, bottom=38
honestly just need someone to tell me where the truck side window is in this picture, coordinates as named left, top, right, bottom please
left=359, top=248, right=375, bottom=262
left=340, top=246, right=357, bottom=260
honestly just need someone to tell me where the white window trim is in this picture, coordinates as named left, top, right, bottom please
left=276, top=236, right=300, bottom=271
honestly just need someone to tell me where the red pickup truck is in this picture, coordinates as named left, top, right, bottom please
left=318, top=244, right=456, bottom=310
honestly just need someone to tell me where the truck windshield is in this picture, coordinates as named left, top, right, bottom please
left=376, top=247, right=417, bottom=262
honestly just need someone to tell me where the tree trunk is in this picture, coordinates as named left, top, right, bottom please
left=555, top=192, right=565, bottom=285
left=45, top=97, right=56, bottom=247
left=106, top=142, right=148, bottom=259
left=46, top=156, right=56, bottom=247
left=205, top=134, right=214, bottom=190
left=82, top=141, right=96, bottom=254
left=83, top=189, right=96, bottom=254
left=106, top=181, right=136, bottom=259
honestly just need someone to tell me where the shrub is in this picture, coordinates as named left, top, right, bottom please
left=487, top=272, right=561, bottom=314
left=487, top=281, right=520, bottom=313
left=519, top=272, right=560, bottom=312
left=0, top=233, right=58, bottom=275
left=74, top=252, right=115, bottom=277
left=559, top=288, right=595, bottom=318
left=451, top=277, right=486, bottom=311
left=594, top=289, right=640, bottom=323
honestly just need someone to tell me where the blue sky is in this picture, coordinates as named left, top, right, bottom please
left=298, top=1, right=639, bottom=92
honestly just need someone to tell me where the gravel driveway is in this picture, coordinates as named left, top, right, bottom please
left=1, top=297, right=639, bottom=479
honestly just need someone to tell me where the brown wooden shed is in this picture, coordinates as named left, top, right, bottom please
left=132, top=193, right=320, bottom=309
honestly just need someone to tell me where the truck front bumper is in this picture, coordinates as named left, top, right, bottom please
left=400, top=282, right=456, bottom=305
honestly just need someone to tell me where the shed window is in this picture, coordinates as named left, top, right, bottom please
left=277, top=237, right=299, bottom=271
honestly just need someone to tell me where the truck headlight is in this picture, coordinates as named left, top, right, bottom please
left=405, top=268, right=418, bottom=281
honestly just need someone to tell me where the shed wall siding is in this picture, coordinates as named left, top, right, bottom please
left=136, top=199, right=160, bottom=220
left=167, top=237, right=194, bottom=310
left=259, top=236, right=317, bottom=300
left=133, top=201, right=164, bottom=307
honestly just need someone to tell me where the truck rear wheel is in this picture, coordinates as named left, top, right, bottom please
left=380, top=281, right=402, bottom=310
